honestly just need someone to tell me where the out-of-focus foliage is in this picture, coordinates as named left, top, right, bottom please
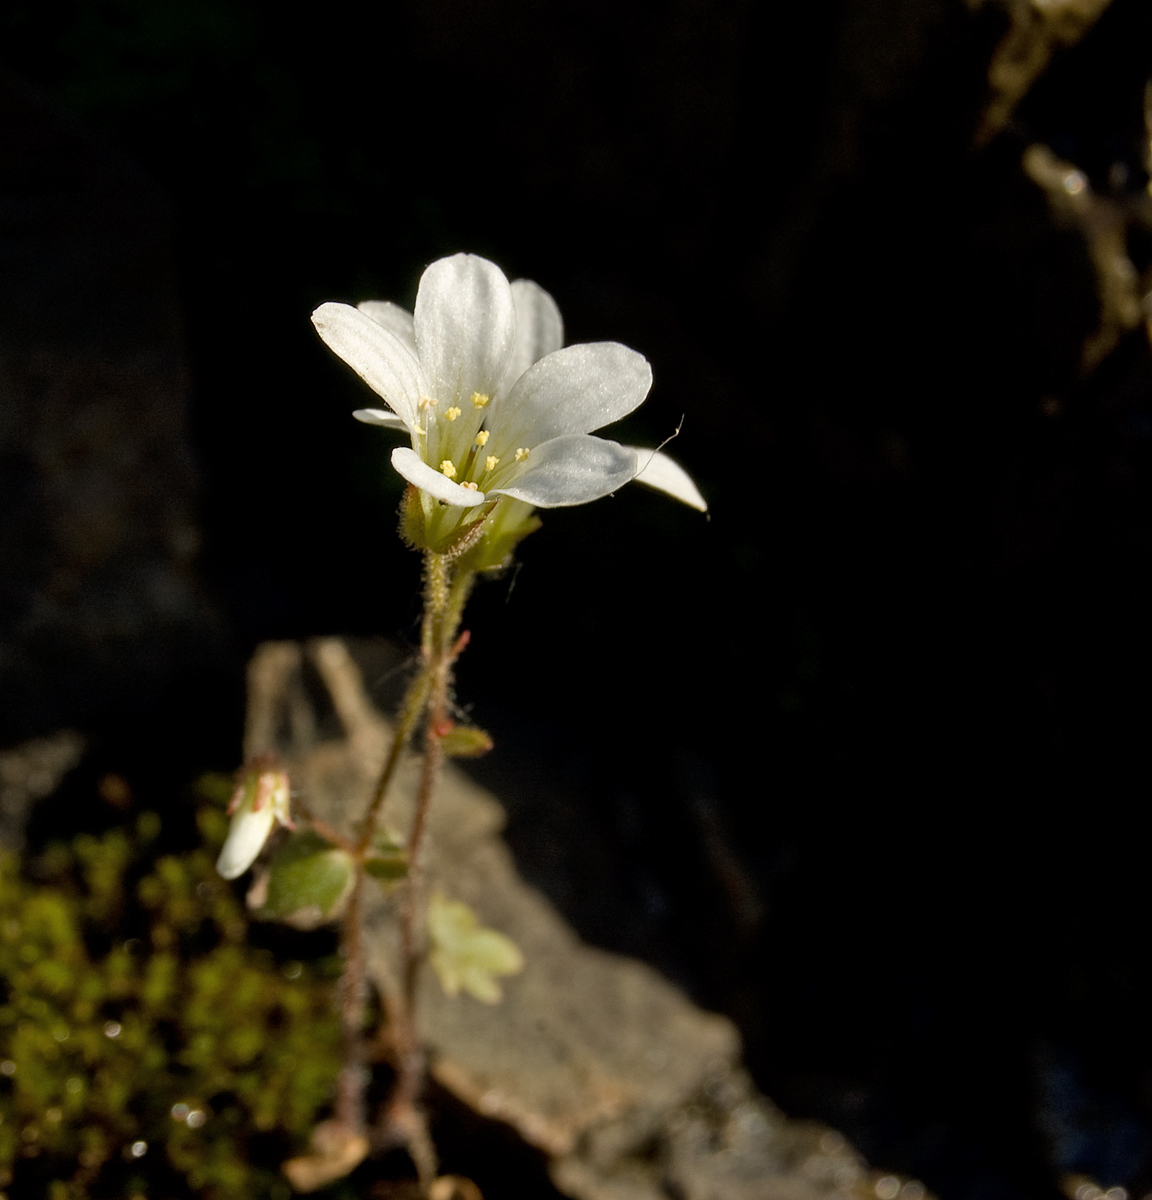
left=253, top=831, right=355, bottom=930
left=426, top=892, right=523, bottom=1005
left=0, top=780, right=342, bottom=1199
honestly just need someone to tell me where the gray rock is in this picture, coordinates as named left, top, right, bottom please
left=243, top=638, right=933, bottom=1200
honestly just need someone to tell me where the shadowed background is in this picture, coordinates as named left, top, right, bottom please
left=3, top=1, right=1152, bottom=1198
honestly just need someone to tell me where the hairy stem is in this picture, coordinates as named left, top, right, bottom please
left=378, top=551, right=475, bottom=1185
left=357, top=663, right=431, bottom=855
left=335, top=870, right=366, bottom=1134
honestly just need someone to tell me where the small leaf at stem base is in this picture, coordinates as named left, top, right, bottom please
left=438, top=726, right=494, bottom=758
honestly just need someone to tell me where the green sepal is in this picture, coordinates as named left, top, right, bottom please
left=439, top=726, right=494, bottom=758
left=399, top=485, right=427, bottom=549
left=252, top=832, right=354, bottom=929
left=458, top=512, right=542, bottom=573
left=426, top=504, right=496, bottom=558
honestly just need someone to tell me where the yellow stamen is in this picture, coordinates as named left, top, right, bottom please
left=485, top=455, right=499, bottom=472
left=439, top=460, right=456, bottom=479
left=515, top=447, right=530, bottom=462
left=471, top=392, right=490, bottom=408
left=461, top=481, right=479, bottom=491
left=444, top=406, right=462, bottom=421
left=473, top=430, right=490, bottom=447
left=418, top=396, right=437, bottom=411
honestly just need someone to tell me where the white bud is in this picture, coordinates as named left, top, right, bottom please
left=215, top=766, right=292, bottom=880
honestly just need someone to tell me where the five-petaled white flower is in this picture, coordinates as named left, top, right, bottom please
left=216, top=763, right=293, bottom=881
left=311, top=254, right=705, bottom=549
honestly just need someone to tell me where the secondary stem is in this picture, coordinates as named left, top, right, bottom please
left=335, top=870, right=366, bottom=1133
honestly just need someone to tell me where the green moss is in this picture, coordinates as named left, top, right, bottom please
left=0, top=781, right=342, bottom=1199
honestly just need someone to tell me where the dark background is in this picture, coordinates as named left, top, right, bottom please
left=4, top=1, right=1152, bottom=1198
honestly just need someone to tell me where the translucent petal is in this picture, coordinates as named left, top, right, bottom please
left=413, top=254, right=516, bottom=405
left=353, top=408, right=408, bottom=431
left=488, top=342, right=651, bottom=456
left=312, top=303, right=425, bottom=431
left=495, top=280, right=564, bottom=398
left=489, top=435, right=638, bottom=508
left=626, top=447, right=708, bottom=511
left=391, top=446, right=489, bottom=507
left=357, top=300, right=416, bottom=353
left=216, top=805, right=276, bottom=880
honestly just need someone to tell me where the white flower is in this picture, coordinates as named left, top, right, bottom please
left=216, top=765, right=293, bottom=880
left=311, top=254, right=706, bottom=526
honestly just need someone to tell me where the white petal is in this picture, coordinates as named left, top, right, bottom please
left=626, top=447, right=707, bottom=511
left=413, top=254, right=516, bottom=405
left=216, top=805, right=277, bottom=880
left=391, top=446, right=488, bottom=507
left=358, top=299, right=417, bottom=354
left=312, top=302, right=425, bottom=431
left=354, top=408, right=409, bottom=430
left=488, top=342, right=652, bottom=455
left=489, top=435, right=638, bottom=508
left=496, top=279, right=564, bottom=397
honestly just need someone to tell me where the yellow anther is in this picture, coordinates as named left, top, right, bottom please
left=461, top=481, right=479, bottom=491
left=473, top=430, right=490, bottom=447
left=418, top=396, right=437, bottom=411
left=485, top=455, right=499, bottom=472
left=515, top=447, right=530, bottom=462
left=471, top=392, right=491, bottom=408
left=444, top=406, right=462, bottom=421
left=439, top=460, right=457, bottom=479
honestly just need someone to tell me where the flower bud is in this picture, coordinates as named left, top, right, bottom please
left=215, top=763, right=292, bottom=880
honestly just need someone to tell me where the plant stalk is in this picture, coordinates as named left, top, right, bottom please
left=329, top=549, right=475, bottom=1189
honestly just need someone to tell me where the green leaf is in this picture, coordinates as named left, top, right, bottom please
left=439, top=726, right=493, bottom=758
left=427, top=892, right=523, bottom=1004
left=252, top=833, right=354, bottom=929
left=363, top=852, right=407, bottom=884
